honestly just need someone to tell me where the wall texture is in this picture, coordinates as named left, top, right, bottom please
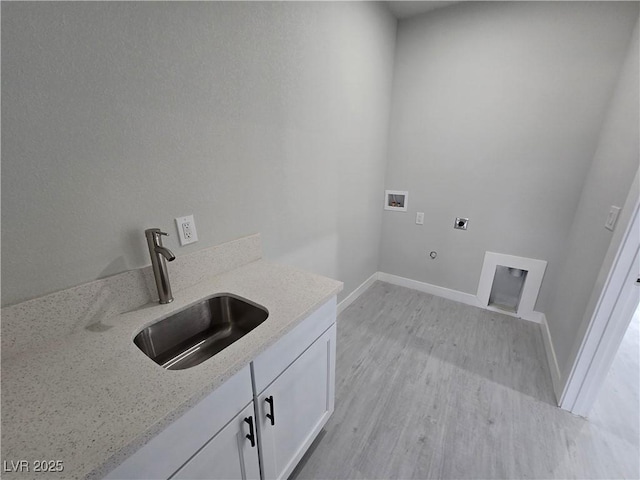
left=546, top=18, right=640, bottom=377
left=1, top=2, right=396, bottom=306
left=379, top=2, right=639, bottom=315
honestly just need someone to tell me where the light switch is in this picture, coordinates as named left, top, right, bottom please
left=416, top=212, right=424, bottom=225
left=605, top=206, right=621, bottom=231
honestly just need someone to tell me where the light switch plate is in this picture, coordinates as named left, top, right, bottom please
left=605, top=206, right=621, bottom=231
left=416, top=212, right=424, bottom=225
left=175, top=214, right=198, bottom=246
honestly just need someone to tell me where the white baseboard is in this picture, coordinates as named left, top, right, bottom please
left=337, top=272, right=379, bottom=315
left=377, top=272, right=483, bottom=309
left=521, top=310, right=545, bottom=324
left=481, top=305, right=543, bottom=324
left=539, top=312, right=563, bottom=404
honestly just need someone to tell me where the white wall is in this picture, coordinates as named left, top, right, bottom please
left=546, top=18, right=640, bottom=377
left=379, top=2, right=639, bottom=315
left=1, top=2, right=396, bottom=306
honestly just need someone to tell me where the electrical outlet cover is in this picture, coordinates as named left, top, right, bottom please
left=175, top=215, right=199, bottom=246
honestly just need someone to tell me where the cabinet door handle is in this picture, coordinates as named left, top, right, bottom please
left=244, top=416, right=256, bottom=448
left=265, top=396, right=275, bottom=426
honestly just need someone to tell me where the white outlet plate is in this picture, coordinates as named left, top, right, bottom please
left=605, top=206, right=621, bottom=231
left=175, top=214, right=198, bottom=246
left=416, top=212, right=424, bottom=225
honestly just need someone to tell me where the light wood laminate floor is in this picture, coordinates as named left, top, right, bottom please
left=589, top=306, right=640, bottom=456
left=291, top=282, right=639, bottom=480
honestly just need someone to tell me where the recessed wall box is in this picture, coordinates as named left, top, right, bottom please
left=384, top=190, right=408, bottom=212
left=454, top=217, right=469, bottom=230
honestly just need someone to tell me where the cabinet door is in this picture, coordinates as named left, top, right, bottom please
left=258, top=324, right=336, bottom=480
left=173, top=403, right=261, bottom=480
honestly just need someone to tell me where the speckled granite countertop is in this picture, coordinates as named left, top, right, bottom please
left=1, top=260, right=342, bottom=480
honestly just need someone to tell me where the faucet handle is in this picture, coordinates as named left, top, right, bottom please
left=149, top=229, right=169, bottom=237
left=145, top=228, right=170, bottom=244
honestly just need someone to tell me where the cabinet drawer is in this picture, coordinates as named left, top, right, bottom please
left=105, top=365, right=253, bottom=480
left=252, top=297, right=336, bottom=394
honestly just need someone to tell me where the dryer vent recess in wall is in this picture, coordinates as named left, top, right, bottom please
left=476, top=252, right=547, bottom=320
left=488, top=266, right=527, bottom=313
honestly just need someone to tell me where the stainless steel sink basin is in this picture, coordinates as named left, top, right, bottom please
left=134, top=295, right=268, bottom=370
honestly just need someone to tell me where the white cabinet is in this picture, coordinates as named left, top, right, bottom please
left=173, top=402, right=260, bottom=480
left=105, top=365, right=254, bottom=480
left=256, top=325, right=336, bottom=480
left=105, top=297, right=336, bottom=480
left=252, top=299, right=336, bottom=393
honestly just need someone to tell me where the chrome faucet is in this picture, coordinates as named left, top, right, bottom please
left=145, top=228, right=176, bottom=304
